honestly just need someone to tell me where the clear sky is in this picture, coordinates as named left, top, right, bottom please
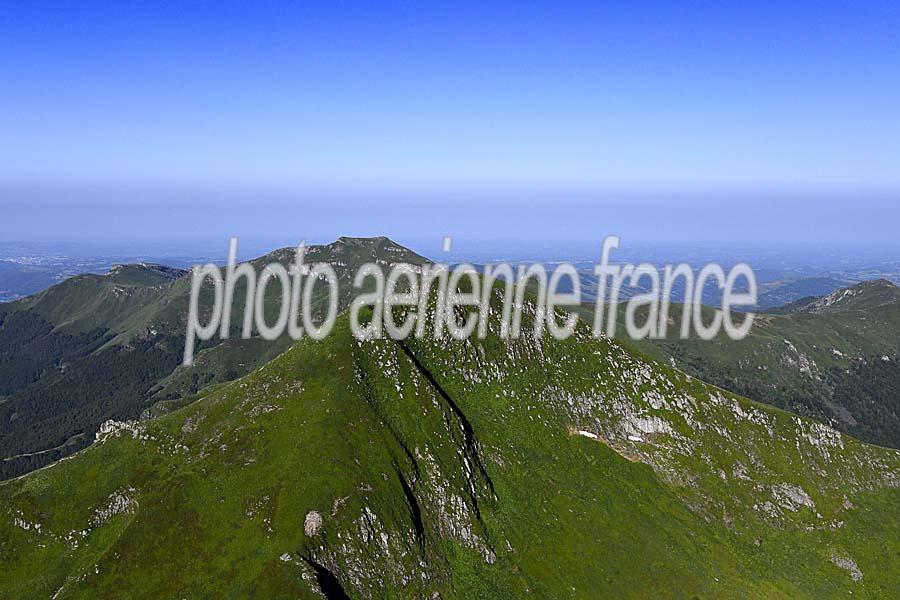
left=1, top=2, right=898, bottom=244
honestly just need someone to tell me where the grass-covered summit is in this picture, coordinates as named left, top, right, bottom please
left=2, top=285, right=898, bottom=598
left=0, top=237, right=426, bottom=479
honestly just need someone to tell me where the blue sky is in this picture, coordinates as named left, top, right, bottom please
left=1, top=2, right=898, bottom=243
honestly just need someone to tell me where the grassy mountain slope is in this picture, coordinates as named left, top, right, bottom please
left=756, top=276, right=851, bottom=311
left=0, top=237, right=427, bottom=479
left=1, top=290, right=898, bottom=598
left=0, top=263, right=185, bottom=337
left=621, top=280, right=900, bottom=448
left=771, top=279, right=900, bottom=314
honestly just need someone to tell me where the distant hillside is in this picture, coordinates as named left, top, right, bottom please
left=624, top=279, right=900, bottom=448
left=1, top=288, right=898, bottom=597
left=771, top=279, right=900, bottom=314
left=0, top=237, right=427, bottom=479
left=756, top=276, right=851, bottom=310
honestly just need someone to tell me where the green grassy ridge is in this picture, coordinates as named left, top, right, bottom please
left=771, top=279, right=900, bottom=315
left=1, top=264, right=183, bottom=337
left=756, top=276, right=852, bottom=310
left=1, top=236, right=428, bottom=348
left=614, top=287, right=900, bottom=447
left=143, top=236, right=430, bottom=403
left=0, top=237, right=429, bottom=478
left=1, top=292, right=898, bottom=598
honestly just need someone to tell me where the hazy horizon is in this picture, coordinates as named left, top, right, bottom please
left=3, top=2, right=899, bottom=248
left=3, top=183, right=900, bottom=247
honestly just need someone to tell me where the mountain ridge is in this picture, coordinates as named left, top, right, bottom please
left=1, top=288, right=898, bottom=597
left=0, top=237, right=428, bottom=479
left=626, top=278, right=900, bottom=448
left=770, top=279, right=900, bottom=315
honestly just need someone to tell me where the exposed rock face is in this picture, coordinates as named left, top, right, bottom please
left=95, top=419, right=149, bottom=441
left=780, top=340, right=821, bottom=380
left=831, top=555, right=863, bottom=582
left=304, top=511, right=323, bottom=537
left=90, top=489, right=138, bottom=527
left=771, top=483, right=815, bottom=512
